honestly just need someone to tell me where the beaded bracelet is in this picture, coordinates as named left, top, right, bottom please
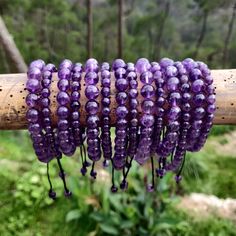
left=85, top=58, right=101, bottom=178
left=135, top=58, right=157, bottom=191
left=57, top=59, right=76, bottom=156
left=101, top=62, right=112, bottom=167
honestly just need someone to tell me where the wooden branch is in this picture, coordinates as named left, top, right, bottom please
left=0, top=69, right=235, bottom=130
left=87, top=0, right=93, bottom=58
left=0, top=16, right=27, bottom=73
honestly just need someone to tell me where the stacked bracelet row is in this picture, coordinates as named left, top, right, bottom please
left=26, top=57, right=216, bottom=198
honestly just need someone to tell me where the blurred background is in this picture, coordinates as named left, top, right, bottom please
left=0, top=0, right=236, bottom=235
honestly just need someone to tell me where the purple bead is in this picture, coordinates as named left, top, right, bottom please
left=141, top=84, right=155, bottom=98
left=112, top=59, right=126, bottom=70
left=166, top=66, right=178, bottom=77
left=166, top=77, right=179, bottom=92
left=26, top=93, right=38, bottom=107
left=160, top=58, right=174, bottom=68
left=193, top=94, right=205, bottom=106
left=26, top=109, right=39, bottom=123
left=207, top=104, right=216, bottom=114
left=85, top=71, right=99, bottom=85
left=127, top=71, right=137, bottom=81
left=85, top=85, right=99, bottom=99
left=140, top=71, right=153, bottom=84
left=58, top=67, right=71, bottom=80
left=116, top=106, right=128, bottom=118
left=194, top=107, right=205, bottom=119
left=192, top=79, right=204, bottom=93
left=141, top=114, right=155, bottom=127
left=57, top=106, right=69, bottom=119
left=26, top=79, right=41, bottom=93
left=115, top=78, right=128, bottom=91
left=57, top=91, right=70, bottom=105
left=59, top=59, right=73, bottom=70
left=129, top=88, right=138, bottom=98
left=142, top=100, right=154, bottom=114
left=116, top=92, right=128, bottom=105
left=101, top=87, right=110, bottom=97
left=207, top=94, right=216, bottom=104
left=29, top=59, right=45, bottom=70
left=135, top=58, right=151, bottom=74
left=168, top=106, right=181, bottom=121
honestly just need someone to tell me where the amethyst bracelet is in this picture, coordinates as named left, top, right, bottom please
left=26, top=57, right=216, bottom=196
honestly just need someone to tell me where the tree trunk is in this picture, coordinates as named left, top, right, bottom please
left=193, top=10, right=208, bottom=59
left=0, top=16, right=27, bottom=73
left=222, top=3, right=236, bottom=68
left=87, top=0, right=93, bottom=58
left=118, top=0, right=123, bottom=58
left=154, top=1, right=170, bottom=60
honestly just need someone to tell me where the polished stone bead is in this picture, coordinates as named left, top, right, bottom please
left=135, top=58, right=151, bottom=73
left=117, top=118, right=128, bottom=129
left=127, top=71, right=137, bottom=81
left=57, top=106, right=69, bottom=119
left=116, top=92, right=128, bottom=105
left=58, top=67, right=71, bottom=80
left=116, top=130, right=127, bottom=139
left=28, top=67, right=42, bottom=80
left=141, top=84, right=155, bottom=98
left=72, top=111, right=79, bottom=120
left=26, top=109, right=39, bottom=123
left=193, top=93, right=205, bottom=106
left=166, top=77, right=179, bottom=91
left=169, top=121, right=180, bottom=132
left=85, top=71, right=99, bottom=84
left=72, top=72, right=82, bottom=81
left=85, top=85, right=99, bottom=99
left=141, top=114, right=155, bottom=127
left=193, top=120, right=202, bottom=129
left=181, top=83, right=190, bottom=92
left=41, top=88, right=50, bottom=98
left=169, top=92, right=181, bottom=103
left=26, top=79, right=41, bottom=93
left=156, top=97, right=165, bottom=106
left=71, top=81, right=80, bottom=91
left=166, top=65, right=178, bottom=77
left=140, top=71, right=153, bottom=84
left=166, top=132, right=178, bottom=142
left=182, top=92, right=191, bottom=102
left=183, top=113, right=190, bottom=121
left=207, top=94, right=216, bottom=104
left=205, top=75, right=213, bottom=85
left=41, top=98, right=50, bottom=107
left=71, top=91, right=80, bottom=101
left=129, top=79, right=138, bottom=88
left=87, top=129, right=99, bottom=139
left=57, top=91, right=70, bottom=105
left=116, top=106, right=128, bottom=118
left=207, top=104, right=216, bottom=114
left=29, top=59, right=45, bottom=70
left=112, top=59, right=126, bottom=70
left=194, top=107, right=206, bottom=119
left=102, top=107, right=110, bottom=116
left=102, top=97, right=110, bottom=106
left=71, top=101, right=80, bottom=110
left=156, top=107, right=164, bottom=116
left=102, top=78, right=111, bottom=87
left=59, top=59, right=73, bottom=70
left=115, top=78, right=128, bottom=91
left=180, top=75, right=188, bottom=83
left=192, top=79, right=204, bottom=93
left=101, top=87, right=110, bottom=97
left=160, top=58, right=174, bottom=68
left=85, top=101, right=99, bottom=114
left=142, top=100, right=154, bottom=114
left=129, top=88, right=138, bottom=98
left=42, top=77, right=51, bottom=88
left=26, top=93, right=38, bottom=107
left=29, top=123, right=41, bottom=134
left=58, top=119, right=69, bottom=130
left=87, top=115, right=99, bottom=128
left=168, top=106, right=181, bottom=120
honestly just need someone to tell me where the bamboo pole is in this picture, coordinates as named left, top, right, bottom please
left=0, top=69, right=235, bottom=130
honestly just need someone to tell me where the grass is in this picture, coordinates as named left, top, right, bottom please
left=0, top=125, right=236, bottom=235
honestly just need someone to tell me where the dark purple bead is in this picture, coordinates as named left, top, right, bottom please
left=57, top=91, right=70, bottom=105
left=141, top=84, right=155, bottom=98
left=112, top=59, right=126, bottom=70
left=85, top=71, right=99, bottom=85
left=192, top=79, right=204, bottom=93
left=86, top=101, right=99, bottom=114
left=26, top=79, right=41, bottom=93
left=142, top=100, right=154, bottom=114
left=116, top=92, right=128, bottom=105
left=166, top=77, right=179, bottom=91
left=140, top=71, right=153, bottom=84
left=116, top=106, right=128, bottom=118
left=115, top=78, right=128, bottom=91
left=85, top=85, right=99, bottom=99
left=26, top=93, right=38, bottom=107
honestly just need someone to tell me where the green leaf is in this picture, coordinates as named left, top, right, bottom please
left=66, top=210, right=81, bottom=222
left=99, top=223, right=119, bottom=235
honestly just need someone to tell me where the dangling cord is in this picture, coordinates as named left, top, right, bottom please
left=57, top=157, right=72, bottom=197
left=120, top=155, right=135, bottom=190
left=83, top=143, right=91, bottom=167
left=47, top=163, right=56, bottom=200
left=147, top=156, right=155, bottom=192
left=80, top=146, right=87, bottom=176
left=157, top=156, right=164, bottom=178
left=175, top=152, right=186, bottom=184
left=90, top=161, right=97, bottom=179
left=110, top=158, right=118, bottom=193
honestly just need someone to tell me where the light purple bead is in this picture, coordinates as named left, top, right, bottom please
left=135, top=58, right=151, bottom=74
left=29, top=59, right=45, bottom=70
left=28, top=67, right=42, bottom=80
left=192, top=79, right=204, bottom=93
left=112, top=59, right=126, bottom=70
left=141, top=84, right=155, bottom=98
left=166, top=77, right=179, bottom=91
left=26, top=79, right=41, bottom=93
left=160, top=58, right=174, bottom=68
